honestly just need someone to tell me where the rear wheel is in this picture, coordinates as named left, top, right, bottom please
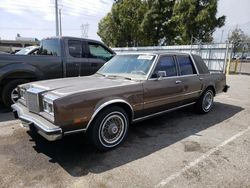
left=195, top=88, right=214, bottom=114
left=88, top=106, right=129, bottom=151
left=1, top=79, right=29, bottom=108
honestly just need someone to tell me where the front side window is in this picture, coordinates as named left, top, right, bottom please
left=68, top=40, right=82, bottom=58
left=88, top=43, right=113, bottom=61
left=38, top=39, right=61, bottom=56
left=151, top=56, right=177, bottom=78
left=177, top=56, right=196, bottom=75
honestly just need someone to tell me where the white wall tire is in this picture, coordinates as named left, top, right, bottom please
left=88, top=106, right=129, bottom=151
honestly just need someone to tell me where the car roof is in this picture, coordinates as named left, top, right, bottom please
left=116, top=51, right=191, bottom=56
left=41, top=36, right=104, bottom=44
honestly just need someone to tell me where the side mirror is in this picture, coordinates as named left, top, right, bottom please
left=157, top=71, right=166, bottom=80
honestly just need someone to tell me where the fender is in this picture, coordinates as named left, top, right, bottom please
left=0, top=63, right=44, bottom=83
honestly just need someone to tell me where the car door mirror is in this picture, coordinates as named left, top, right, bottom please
left=157, top=71, right=166, bottom=80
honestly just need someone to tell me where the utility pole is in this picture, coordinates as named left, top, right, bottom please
left=220, top=29, right=224, bottom=43
left=59, top=9, right=62, bottom=36
left=81, top=24, right=89, bottom=38
left=55, top=0, right=59, bottom=36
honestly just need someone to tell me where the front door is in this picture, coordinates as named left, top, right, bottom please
left=143, top=55, right=184, bottom=116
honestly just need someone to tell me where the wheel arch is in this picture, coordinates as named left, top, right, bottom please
left=205, top=85, right=216, bottom=96
left=85, top=99, right=134, bottom=131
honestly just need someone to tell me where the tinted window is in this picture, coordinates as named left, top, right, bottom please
left=38, top=39, right=60, bottom=56
left=192, top=54, right=209, bottom=74
left=177, top=56, right=196, bottom=75
left=152, top=56, right=177, bottom=78
left=68, top=40, right=82, bottom=58
left=88, top=43, right=112, bottom=61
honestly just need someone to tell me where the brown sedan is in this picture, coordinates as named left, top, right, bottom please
left=12, top=52, right=229, bottom=150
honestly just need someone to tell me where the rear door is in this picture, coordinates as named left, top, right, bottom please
left=176, top=55, right=203, bottom=104
left=143, top=55, right=183, bottom=116
left=65, top=39, right=90, bottom=77
left=87, top=42, right=114, bottom=75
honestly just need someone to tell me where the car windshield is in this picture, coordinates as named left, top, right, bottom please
left=97, top=54, right=156, bottom=80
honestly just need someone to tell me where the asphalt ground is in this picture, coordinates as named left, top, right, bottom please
left=0, top=75, right=249, bottom=188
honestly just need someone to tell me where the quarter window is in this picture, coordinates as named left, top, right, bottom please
left=152, top=56, right=177, bottom=78
left=88, top=43, right=113, bottom=61
left=68, top=40, right=83, bottom=58
left=177, top=56, right=196, bottom=75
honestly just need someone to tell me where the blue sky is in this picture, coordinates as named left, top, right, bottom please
left=0, top=0, right=249, bottom=43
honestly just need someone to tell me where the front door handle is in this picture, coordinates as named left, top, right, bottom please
left=175, top=80, right=182, bottom=84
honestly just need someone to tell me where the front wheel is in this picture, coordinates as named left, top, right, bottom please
left=88, top=106, right=129, bottom=151
left=1, top=79, right=29, bottom=108
left=195, top=88, right=214, bottom=114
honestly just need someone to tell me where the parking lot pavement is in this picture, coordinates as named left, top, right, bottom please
left=0, top=75, right=249, bottom=188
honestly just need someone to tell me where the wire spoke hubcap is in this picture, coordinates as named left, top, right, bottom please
left=100, top=114, right=125, bottom=145
left=203, top=91, right=213, bottom=111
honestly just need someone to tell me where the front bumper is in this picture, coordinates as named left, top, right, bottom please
left=12, top=103, right=62, bottom=141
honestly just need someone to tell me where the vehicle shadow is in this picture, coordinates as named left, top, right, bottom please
left=0, top=104, right=14, bottom=122
left=28, top=102, right=243, bottom=177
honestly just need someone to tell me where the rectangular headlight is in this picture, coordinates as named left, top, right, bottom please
left=42, top=94, right=58, bottom=116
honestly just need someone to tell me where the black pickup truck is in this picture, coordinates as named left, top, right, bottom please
left=0, top=36, right=115, bottom=107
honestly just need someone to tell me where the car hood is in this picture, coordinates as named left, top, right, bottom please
left=28, top=75, right=139, bottom=97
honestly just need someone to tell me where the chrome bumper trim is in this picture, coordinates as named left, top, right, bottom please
left=12, top=103, right=62, bottom=141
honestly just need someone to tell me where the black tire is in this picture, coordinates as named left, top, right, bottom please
left=1, top=79, right=29, bottom=108
left=195, top=88, right=214, bottom=114
left=88, top=106, right=129, bottom=151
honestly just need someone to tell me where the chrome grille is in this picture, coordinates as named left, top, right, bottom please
left=26, top=88, right=44, bottom=113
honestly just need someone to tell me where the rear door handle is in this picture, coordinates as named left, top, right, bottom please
left=199, top=77, right=204, bottom=81
left=175, top=80, right=182, bottom=84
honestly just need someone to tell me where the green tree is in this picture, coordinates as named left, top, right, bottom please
left=229, top=28, right=248, bottom=56
left=98, top=0, right=146, bottom=47
left=98, top=0, right=225, bottom=46
left=172, top=0, right=225, bottom=44
left=141, top=0, right=176, bottom=46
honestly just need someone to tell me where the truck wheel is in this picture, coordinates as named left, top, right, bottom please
left=88, top=106, right=129, bottom=151
left=1, top=79, right=29, bottom=108
left=195, top=88, right=214, bottom=114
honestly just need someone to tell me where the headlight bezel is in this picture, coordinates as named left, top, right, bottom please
left=42, top=94, right=58, bottom=117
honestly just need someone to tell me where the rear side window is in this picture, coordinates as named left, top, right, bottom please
left=152, top=56, right=177, bottom=78
left=38, top=39, right=61, bottom=56
left=177, top=56, right=196, bottom=75
left=68, top=40, right=82, bottom=58
left=88, top=42, right=113, bottom=61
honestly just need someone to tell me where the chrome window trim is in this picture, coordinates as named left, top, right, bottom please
left=146, top=54, right=160, bottom=80
left=85, top=99, right=134, bottom=131
left=173, top=53, right=200, bottom=77
left=146, top=54, right=178, bottom=80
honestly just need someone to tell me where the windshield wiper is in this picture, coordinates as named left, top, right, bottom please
left=106, top=75, right=132, bottom=80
